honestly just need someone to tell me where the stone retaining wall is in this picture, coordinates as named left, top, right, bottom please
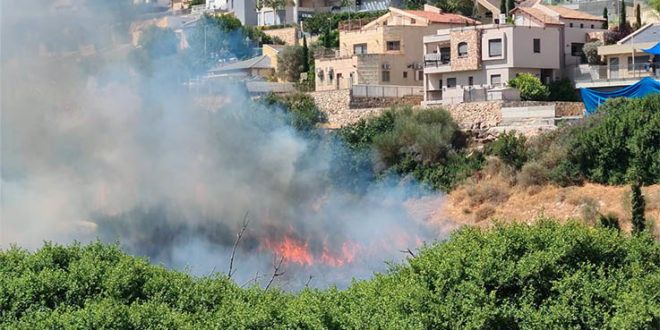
left=349, top=95, right=423, bottom=109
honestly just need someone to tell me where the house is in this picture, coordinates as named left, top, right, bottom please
left=314, top=5, right=478, bottom=91
left=257, top=0, right=403, bottom=26
left=207, top=55, right=275, bottom=78
left=573, top=23, right=660, bottom=89
left=262, top=44, right=286, bottom=73
left=422, top=4, right=606, bottom=105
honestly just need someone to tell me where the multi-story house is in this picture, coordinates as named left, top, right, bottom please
left=314, top=5, right=478, bottom=91
left=422, top=4, right=605, bottom=105
left=574, top=23, right=660, bottom=89
left=257, top=0, right=402, bottom=26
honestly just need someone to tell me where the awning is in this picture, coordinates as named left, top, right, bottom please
left=641, top=42, right=660, bottom=55
left=580, top=77, right=660, bottom=114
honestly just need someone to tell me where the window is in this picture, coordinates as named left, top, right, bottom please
left=591, top=24, right=594, bottom=28
left=440, top=47, right=451, bottom=63
left=580, top=23, right=584, bottom=28
left=416, top=70, right=423, bottom=81
left=533, top=38, right=540, bottom=53
left=569, top=22, right=573, bottom=27
left=628, top=55, right=650, bottom=71
left=403, top=71, right=408, bottom=79
left=571, top=43, right=584, bottom=56
left=458, top=42, right=468, bottom=57
left=489, top=39, right=502, bottom=57
left=387, top=41, right=401, bottom=51
left=353, top=43, right=367, bottom=55
left=490, top=74, right=501, bottom=86
left=468, top=76, right=474, bottom=86
left=446, top=78, right=457, bottom=88
left=382, top=71, right=390, bottom=82
left=328, top=73, right=333, bottom=85
left=571, top=42, right=586, bottom=63
left=410, top=18, right=416, bottom=24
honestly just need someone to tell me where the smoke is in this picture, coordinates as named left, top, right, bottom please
left=1, top=1, right=449, bottom=289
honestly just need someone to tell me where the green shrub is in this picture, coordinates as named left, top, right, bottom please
left=569, top=94, right=660, bottom=185
left=517, top=161, right=548, bottom=187
left=338, top=106, right=480, bottom=192
left=262, top=93, right=326, bottom=133
left=599, top=213, right=621, bottom=231
left=548, top=78, right=577, bottom=101
left=4, top=221, right=660, bottom=328
left=507, top=73, right=549, bottom=101
left=583, top=41, right=603, bottom=65
left=487, top=131, right=528, bottom=170
left=277, top=45, right=305, bottom=82
left=579, top=196, right=601, bottom=225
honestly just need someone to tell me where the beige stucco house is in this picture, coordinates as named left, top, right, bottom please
left=314, top=5, right=478, bottom=91
left=592, top=24, right=660, bottom=83
left=422, top=4, right=605, bottom=105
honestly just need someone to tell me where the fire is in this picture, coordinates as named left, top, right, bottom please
left=264, top=236, right=313, bottom=266
left=262, top=235, right=362, bottom=267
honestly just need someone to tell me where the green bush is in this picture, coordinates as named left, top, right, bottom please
left=261, top=93, right=326, bottom=133
left=548, top=78, right=577, bottom=101
left=583, top=41, right=603, bottom=65
left=487, top=131, right=528, bottom=170
left=277, top=45, right=305, bottom=82
left=507, top=73, right=550, bottom=101
left=3, top=220, right=660, bottom=328
left=338, top=106, right=480, bottom=192
left=569, top=94, right=660, bottom=185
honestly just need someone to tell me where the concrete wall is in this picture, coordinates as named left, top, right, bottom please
left=561, top=19, right=606, bottom=68
left=352, top=84, right=422, bottom=97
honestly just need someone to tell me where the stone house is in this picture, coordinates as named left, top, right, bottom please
left=314, top=5, right=478, bottom=91
left=422, top=4, right=605, bottom=105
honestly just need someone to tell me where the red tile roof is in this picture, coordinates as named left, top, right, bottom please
left=404, top=10, right=480, bottom=25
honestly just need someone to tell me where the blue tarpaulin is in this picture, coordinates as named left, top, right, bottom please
left=580, top=77, right=660, bottom=114
left=641, top=42, right=660, bottom=55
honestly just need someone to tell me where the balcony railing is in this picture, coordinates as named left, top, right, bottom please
left=424, top=53, right=450, bottom=67
left=572, top=63, right=659, bottom=84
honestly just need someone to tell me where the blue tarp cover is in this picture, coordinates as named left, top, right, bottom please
left=580, top=77, right=660, bottom=114
left=641, top=42, right=660, bottom=55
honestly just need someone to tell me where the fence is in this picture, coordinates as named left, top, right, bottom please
left=352, top=84, right=423, bottom=98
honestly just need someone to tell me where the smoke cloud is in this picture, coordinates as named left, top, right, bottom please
left=1, top=0, right=450, bottom=289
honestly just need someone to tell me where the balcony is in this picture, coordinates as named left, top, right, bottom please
left=423, top=53, right=451, bottom=73
left=572, top=63, right=660, bottom=89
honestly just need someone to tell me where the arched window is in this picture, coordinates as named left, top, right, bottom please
left=458, top=42, right=468, bottom=57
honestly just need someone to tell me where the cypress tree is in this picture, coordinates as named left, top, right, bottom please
left=500, top=0, right=507, bottom=17
left=507, top=0, right=515, bottom=15
left=631, top=182, right=646, bottom=235
left=634, top=3, right=642, bottom=30
left=302, top=35, right=309, bottom=73
left=619, top=0, right=626, bottom=29
left=602, top=7, right=609, bottom=29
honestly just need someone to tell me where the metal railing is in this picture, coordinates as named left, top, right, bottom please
left=423, top=53, right=450, bottom=67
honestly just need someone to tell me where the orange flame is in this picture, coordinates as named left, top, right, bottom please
left=262, top=235, right=363, bottom=267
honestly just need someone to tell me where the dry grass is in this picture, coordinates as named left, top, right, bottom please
left=465, top=180, right=511, bottom=208
left=439, top=174, right=660, bottom=235
left=474, top=205, right=496, bottom=222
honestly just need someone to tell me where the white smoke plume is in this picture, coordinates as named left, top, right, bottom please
left=0, top=0, right=450, bottom=289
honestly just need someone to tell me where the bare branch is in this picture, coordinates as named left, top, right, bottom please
left=400, top=248, right=416, bottom=258
left=265, top=255, right=285, bottom=291
left=241, top=271, right=262, bottom=288
left=227, top=212, right=249, bottom=280
left=304, top=275, right=313, bottom=288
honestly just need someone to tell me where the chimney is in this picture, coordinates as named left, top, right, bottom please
left=423, top=4, right=442, bottom=13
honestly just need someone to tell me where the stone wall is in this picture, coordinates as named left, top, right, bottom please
left=450, top=29, right=481, bottom=72
left=554, top=102, right=585, bottom=117
left=443, top=101, right=503, bottom=129
left=263, top=27, right=299, bottom=46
